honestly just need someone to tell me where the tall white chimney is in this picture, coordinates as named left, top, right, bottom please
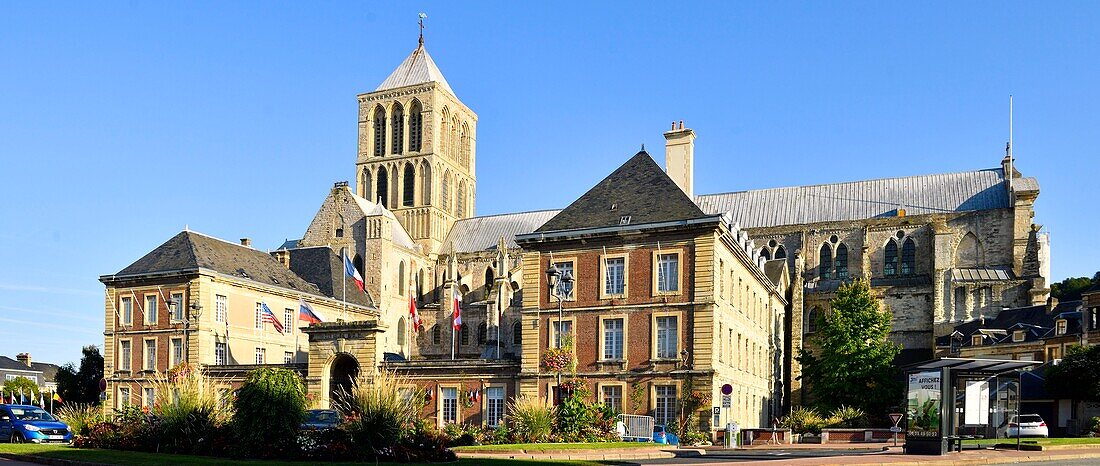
left=664, top=120, right=695, bottom=198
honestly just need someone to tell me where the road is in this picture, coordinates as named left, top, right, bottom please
left=621, top=450, right=1100, bottom=465
left=0, top=458, right=41, bottom=466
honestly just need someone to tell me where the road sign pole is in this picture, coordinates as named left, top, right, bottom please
left=889, top=412, right=903, bottom=447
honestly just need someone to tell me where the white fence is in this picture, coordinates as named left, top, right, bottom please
left=616, top=414, right=654, bottom=442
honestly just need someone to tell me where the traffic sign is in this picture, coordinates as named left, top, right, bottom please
left=889, top=413, right=903, bottom=426
left=721, top=384, right=733, bottom=395
left=890, top=426, right=903, bottom=433
left=721, top=394, right=731, bottom=408
left=713, top=406, right=721, bottom=415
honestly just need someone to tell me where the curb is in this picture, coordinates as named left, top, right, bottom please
left=836, top=451, right=1100, bottom=466
left=457, top=447, right=703, bottom=461
left=0, top=452, right=112, bottom=466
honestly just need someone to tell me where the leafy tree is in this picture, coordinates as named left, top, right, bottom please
left=1050, top=272, right=1100, bottom=302
left=1045, top=345, right=1100, bottom=401
left=2, top=376, right=40, bottom=402
left=797, top=279, right=901, bottom=419
left=232, top=367, right=307, bottom=458
left=55, top=345, right=105, bottom=405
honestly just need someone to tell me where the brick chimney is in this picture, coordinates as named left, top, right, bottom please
left=16, top=353, right=31, bottom=367
left=240, top=238, right=252, bottom=248
left=664, top=120, right=695, bottom=198
left=272, top=249, right=291, bottom=268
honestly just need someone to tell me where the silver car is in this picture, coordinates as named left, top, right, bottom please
left=1005, top=414, right=1049, bottom=438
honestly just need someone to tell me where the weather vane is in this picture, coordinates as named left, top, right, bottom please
left=418, top=12, right=427, bottom=46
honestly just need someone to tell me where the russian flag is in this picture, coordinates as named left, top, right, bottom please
left=344, top=251, right=365, bottom=293
left=298, top=298, right=325, bottom=324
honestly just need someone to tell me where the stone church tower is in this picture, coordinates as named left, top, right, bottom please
left=355, top=36, right=477, bottom=257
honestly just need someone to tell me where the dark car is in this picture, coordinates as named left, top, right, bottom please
left=300, top=409, right=343, bottom=430
left=0, top=405, right=73, bottom=443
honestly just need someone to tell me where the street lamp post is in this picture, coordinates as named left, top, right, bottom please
left=545, top=264, right=573, bottom=403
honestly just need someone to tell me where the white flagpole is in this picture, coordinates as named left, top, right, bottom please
left=342, top=250, right=347, bottom=322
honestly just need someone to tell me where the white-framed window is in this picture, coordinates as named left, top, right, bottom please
left=972, top=335, right=983, bottom=346
left=485, top=386, right=505, bottom=427
left=119, top=340, right=132, bottom=371
left=144, top=339, right=157, bottom=371
left=214, top=342, right=227, bottom=365
left=284, top=351, right=293, bottom=364
left=551, top=260, right=575, bottom=300
left=143, top=387, right=155, bottom=408
left=1013, top=330, right=1025, bottom=342
left=551, top=319, right=574, bottom=348
left=255, top=347, right=265, bottom=364
left=654, top=385, right=677, bottom=426
left=1056, top=319, right=1068, bottom=335
left=285, top=308, right=294, bottom=335
left=215, top=295, right=227, bottom=322
left=602, top=318, right=624, bottom=360
left=441, top=387, right=458, bottom=424
left=655, top=315, right=678, bottom=359
left=144, top=294, right=158, bottom=325
left=170, top=338, right=183, bottom=367
left=254, top=303, right=263, bottom=330
left=601, top=384, right=623, bottom=413
left=656, top=253, right=680, bottom=293
left=120, top=296, right=133, bottom=325
left=603, top=257, right=626, bottom=296
left=170, top=292, right=184, bottom=322
left=118, top=387, right=131, bottom=407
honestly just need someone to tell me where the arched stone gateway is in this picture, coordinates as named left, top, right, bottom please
left=329, top=353, right=360, bottom=408
left=301, top=321, right=386, bottom=408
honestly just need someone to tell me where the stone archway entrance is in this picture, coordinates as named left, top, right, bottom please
left=329, top=353, right=360, bottom=408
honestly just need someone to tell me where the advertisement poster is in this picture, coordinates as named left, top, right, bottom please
left=907, top=371, right=942, bottom=439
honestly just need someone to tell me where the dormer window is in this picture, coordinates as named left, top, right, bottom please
left=972, top=335, right=983, bottom=346
left=335, top=228, right=344, bottom=238
left=619, top=216, right=631, bottom=225
left=1013, top=330, right=1025, bottom=343
left=1056, top=319, right=1068, bottom=336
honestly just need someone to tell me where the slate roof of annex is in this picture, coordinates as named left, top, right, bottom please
left=695, top=168, right=1025, bottom=229
left=102, top=231, right=370, bottom=308
left=935, top=300, right=1083, bottom=347
left=536, top=151, right=708, bottom=233
left=374, top=44, right=455, bottom=96
left=441, top=209, right=561, bottom=255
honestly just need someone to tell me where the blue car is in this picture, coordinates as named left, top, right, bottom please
left=653, top=424, right=679, bottom=445
left=0, top=404, right=73, bottom=444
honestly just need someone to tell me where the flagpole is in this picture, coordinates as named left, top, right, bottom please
left=450, top=280, right=456, bottom=361
left=342, top=251, right=347, bottom=322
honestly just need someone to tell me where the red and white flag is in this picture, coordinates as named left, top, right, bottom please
left=343, top=251, right=364, bottom=293
left=451, top=274, right=462, bottom=330
left=409, top=271, right=421, bottom=331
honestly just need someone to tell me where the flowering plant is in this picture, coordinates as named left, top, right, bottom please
left=542, top=347, right=573, bottom=372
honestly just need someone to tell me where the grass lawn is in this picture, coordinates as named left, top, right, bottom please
left=0, top=443, right=604, bottom=466
left=452, top=441, right=657, bottom=453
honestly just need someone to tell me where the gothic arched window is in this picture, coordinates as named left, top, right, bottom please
left=375, top=169, right=388, bottom=206
left=460, top=123, right=470, bottom=168
left=456, top=181, right=467, bottom=217
left=884, top=240, right=899, bottom=277
left=901, top=238, right=916, bottom=275
left=402, top=163, right=415, bottom=207
left=760, top=248, right=772, bottom=261
left=397, top=318, right=406, bottom=346
left=360, top=168, right=371, bottom=199
left=806, top=307, right=820, bottom=334
left=439, top=110, right=449, bottom=155
left=398, top=261, right=406, bottom=296
left=835, top=243, right=849, bottom=279
left=441, top=171, right=451, bottom=211
left=450, top=116, right=459, bottom=160
left=460, top=323, right=469, bottom=345
left=477, top=322, right=487, bottom=345
left=431, top=325, right=441, bottom=345
left=373, top=105, right=386, bottom=157
left=409, top=100, right=423, bottom=152
left=512, top=321, right=522, bottom=345
left=774, top=245, right=787, bottom=260
left=819, top=244, right=833, bottom=280
left=485, top=266, right=495, bottom=292
left=419, top=162, right=432, bottom=205
left=391, top=103, right=404, bottom=155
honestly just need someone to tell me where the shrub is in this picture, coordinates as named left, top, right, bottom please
left=232, top=367, right=307, bottom=458
left=506, top=395, right=555, bottom=443
left=336, top=369, right=422, bottom=458
left=56, top=403, right=104, bottom=436
left=1088, top=417, right=1100, bottom=437
left=151, top=366, right=232, bottom=454
left=779, top=406, right=826, bottom=435
left=681, top=430, right=709, bottom=446
left=825, top=405, right=867, bottom=428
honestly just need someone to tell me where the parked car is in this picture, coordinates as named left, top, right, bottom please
left=653, top=424, right=680, bottom=445
left=300, top=409, right=343, bottom=430
left=1005, top=414, right=1049, bottom=438
left=0, top=405, right=73, bottom=444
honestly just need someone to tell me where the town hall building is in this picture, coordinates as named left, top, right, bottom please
left=100, top=34, right=1051, bottom=435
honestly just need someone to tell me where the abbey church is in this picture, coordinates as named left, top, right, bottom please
left=100, top=37, right=1051, bottom=434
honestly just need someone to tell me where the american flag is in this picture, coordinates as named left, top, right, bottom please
left=260, top=302, right=284, bottom=334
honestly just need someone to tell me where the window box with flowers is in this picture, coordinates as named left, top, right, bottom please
left=543, top=347, right=574, bottom=373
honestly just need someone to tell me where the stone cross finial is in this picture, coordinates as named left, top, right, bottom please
left=418, top=12, right=427, bottom=46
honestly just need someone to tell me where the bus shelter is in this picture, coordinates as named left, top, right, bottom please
left=903, top=358, right=1041, bottom=455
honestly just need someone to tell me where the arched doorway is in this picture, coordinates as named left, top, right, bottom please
left=329, top=353, right=360, bottom=408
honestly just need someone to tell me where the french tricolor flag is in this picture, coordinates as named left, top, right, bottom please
left=298, top=298, right=325, bottom=324
left=344, top=251, right=365, bottom=293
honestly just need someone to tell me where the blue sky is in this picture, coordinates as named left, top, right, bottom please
left=2, top=1, right=1098, bottom=365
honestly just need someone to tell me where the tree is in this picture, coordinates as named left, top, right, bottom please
left=1045, top=345, right=1100, bottom=401
left=1050, top=272, right=1100, bottom=302
left=232, top=367, right=307, bottom=458
left=797, top=279, right=901, bottom=420
left=2, top=376, right=40, bottom=402
left=55, top=345, right=105, bottom=405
